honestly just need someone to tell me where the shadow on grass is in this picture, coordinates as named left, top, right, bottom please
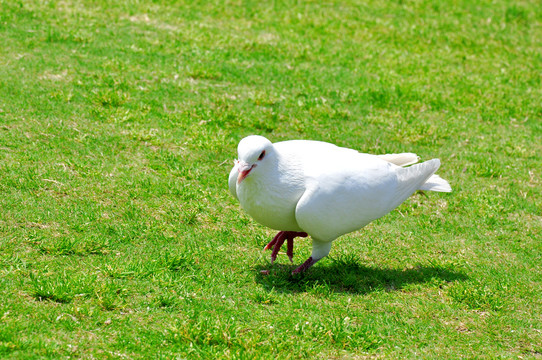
left=254, top=256, right=468, bottom=295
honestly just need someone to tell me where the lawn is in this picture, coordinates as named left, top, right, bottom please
left=0, top=0, right=541, bottom=358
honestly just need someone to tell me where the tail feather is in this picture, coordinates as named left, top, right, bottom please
left=389, top=159, right=440, bottom=209
left=395, top=158, right=452, bottom=193
left=420, top=174, right=452, bottom=192
left=378, top=153, right=419, bottom=167
left=388, top=158, right=451, bottom=211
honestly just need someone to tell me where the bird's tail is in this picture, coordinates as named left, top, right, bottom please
left=395, top=158, right=452, bottom=198
left=384, top=158, right=451, bottom=212
left=420, top=174, right=452, bottom=192
left=378, top=152, right=419, bottom=166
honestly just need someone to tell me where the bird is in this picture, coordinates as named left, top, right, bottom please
left=228, top=135, right=452, bottom=274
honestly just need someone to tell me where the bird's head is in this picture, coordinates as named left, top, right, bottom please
left=235, top=135, right=274, bottom=184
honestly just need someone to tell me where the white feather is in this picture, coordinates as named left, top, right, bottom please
left=229, top=135, right=452, bottom=272
left=377, top=152, right=420, bottom=166
left=228, top=160, right=239, bottom=200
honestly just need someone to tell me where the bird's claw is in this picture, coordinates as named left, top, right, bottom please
left=292, top=256, right=318, bottom=274
left=287, top=237, right=294, bottom=263
left=264, top=232, right=282, bottom=252
left=264, top=231, right=308, bottom=264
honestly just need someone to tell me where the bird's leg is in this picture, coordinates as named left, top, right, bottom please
left=286, top=237, right=294, bottom=263
left=263, top=232, right=283, bottom=252
left=292, top=240, right=331, bottom=274
left=269, top=233, right=286, bottom=264
left=292, top=257, right=320, bottom=274
left=264, top=232, right=285, bottom=264
left=264, top=231, right=308, bottom=263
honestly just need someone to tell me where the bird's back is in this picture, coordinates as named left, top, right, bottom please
left=286, top=142, right=442, bottom=241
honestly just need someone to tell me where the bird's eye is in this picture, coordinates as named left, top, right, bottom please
left=258, top=150, right=266, bottom=160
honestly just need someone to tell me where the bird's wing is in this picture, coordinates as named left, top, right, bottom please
left=228, top=162, right=239, bottom=200
left=294, top=153, right=441, bottom=242
left=294, top=155, right=399, bottom=241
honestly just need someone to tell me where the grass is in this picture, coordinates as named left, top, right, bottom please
left=0, top=0, right=541, bottom=358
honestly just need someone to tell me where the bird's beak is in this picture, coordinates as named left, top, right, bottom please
left=237, top=161, right=255, bottom=184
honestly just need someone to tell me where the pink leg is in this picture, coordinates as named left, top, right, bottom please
left=264, top=232, right=283, bottom=251
left=286, top=237, right=294, bottom=263
left=264, top=231, right=308, bottom=263
left=270, top=233, right=286, bottom=264
left=292, top=256, right=320, bottom=274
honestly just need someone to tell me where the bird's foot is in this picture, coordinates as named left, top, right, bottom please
left=292, top=256, right=319, bottom=274
left=264, top=231, right=308, bottom=264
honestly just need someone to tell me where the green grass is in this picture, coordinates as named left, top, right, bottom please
left=0, top=0, right=541, bottom=358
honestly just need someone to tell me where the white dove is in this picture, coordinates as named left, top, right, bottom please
left=228, top=135, right=451, bottom=274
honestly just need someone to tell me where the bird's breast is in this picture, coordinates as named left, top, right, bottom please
left=236, top=173, right=305, bottom=232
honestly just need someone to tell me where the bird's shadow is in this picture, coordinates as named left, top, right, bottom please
left=254, top=256, right=468, bottom=295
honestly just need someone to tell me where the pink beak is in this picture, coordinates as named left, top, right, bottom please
left=237, top=161, right=255, bottom=183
